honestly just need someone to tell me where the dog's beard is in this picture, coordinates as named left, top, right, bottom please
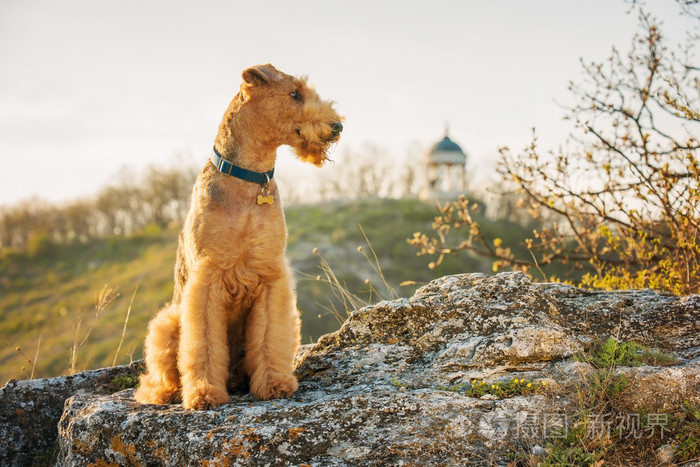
left=292, top=142, right=335, bottom=167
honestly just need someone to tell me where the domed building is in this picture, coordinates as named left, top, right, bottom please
left=419, top=129, right=468, bottom=201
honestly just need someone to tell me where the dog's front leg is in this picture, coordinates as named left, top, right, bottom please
left=244, top=265, right=300, bottom=400
left=178, top=259, right=230, bottom=410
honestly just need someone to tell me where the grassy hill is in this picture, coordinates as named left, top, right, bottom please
left=0, top=198, right=527, bottom=382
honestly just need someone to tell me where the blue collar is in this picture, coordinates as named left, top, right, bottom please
left=210, top=147, right=274, bottom=186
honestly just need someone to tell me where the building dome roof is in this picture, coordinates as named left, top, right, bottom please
left=431, top=135, right=464, bottom=154
left=427, top=132, right=466, bottom=165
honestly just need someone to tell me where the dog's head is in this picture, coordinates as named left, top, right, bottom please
left=238, top=64, right=343, bottom=166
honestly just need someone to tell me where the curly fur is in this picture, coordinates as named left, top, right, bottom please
left=134, top=64, right=343, bottom=410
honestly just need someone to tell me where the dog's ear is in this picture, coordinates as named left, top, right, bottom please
left=242, top=64, right=282, bottom=87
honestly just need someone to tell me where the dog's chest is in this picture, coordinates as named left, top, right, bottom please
left=214, top=207, right=287, bottom=303
left=186, top=177, right=288, bottom=283
left=213, top=204, right=287, bottom=268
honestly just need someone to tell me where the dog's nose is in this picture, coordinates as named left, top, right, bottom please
left=330, top=122, right=343, bottom=137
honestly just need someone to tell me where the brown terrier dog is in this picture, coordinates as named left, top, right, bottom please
left=134, top=64, right=343, bottom=410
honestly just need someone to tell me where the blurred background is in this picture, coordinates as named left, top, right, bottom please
left=2, top=0, right=693, bottom=204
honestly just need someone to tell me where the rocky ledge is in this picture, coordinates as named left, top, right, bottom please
left=2, top=272, right=699, bottom=466
left=0, top=361, right=144, bottom=466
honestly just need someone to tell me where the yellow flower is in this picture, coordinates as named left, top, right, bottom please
left=527, top=383, right=532, bottom=388
left=519, top=379, right=525, bottom=384
left=491, top=384, right=496, bottom=389
left=541, top=381, right=547, bottom=387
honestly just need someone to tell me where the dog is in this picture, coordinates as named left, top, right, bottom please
left=134, top=63, right=343, bottom=410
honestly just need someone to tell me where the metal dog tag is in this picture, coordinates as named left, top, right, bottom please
left=257, top=194, right=274, bottom=205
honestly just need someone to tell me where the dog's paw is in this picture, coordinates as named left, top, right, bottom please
left=250, top=373, right=298, bottom=400
left=134, top=377, right=180, bottom=405
left=182, top=381, right=229, bottom=410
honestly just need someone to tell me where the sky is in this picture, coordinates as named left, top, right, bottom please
left=0, top=0, right=695, bottom=206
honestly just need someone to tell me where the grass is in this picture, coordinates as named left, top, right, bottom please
left=535, top=425, right=599, bottom=466
left=436, top=378, right=546, bottom=399
left=111, top=374, right=140, bottom=390
left=287, top=198, right=492, bottom=341
left=386, top=377, right=548, bottom=399
left=307, top=226, right=399, bottom=326
left=675, top=400, right=700, bottom=460
left=575, top=337, right=679, bottom=369
left=389, top=337, right=696, bottom=465
left=70, top=285, right=120, bottom=375
left=112, top=285, right=139, bottom=367
left=520, top=338, right=699, bottom=466
left=389, top=377, right=409, bottom=389
left=0, top=225, right=175, bottom=382
left=0, top=198, right=502, bottom=382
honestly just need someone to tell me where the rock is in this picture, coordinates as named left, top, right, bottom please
left=0, top=361, right=143, bottom=466
left=4, top=272, right=700, bottom=466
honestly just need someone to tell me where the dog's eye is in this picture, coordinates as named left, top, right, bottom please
left=290, top=90, right=301, bottom=101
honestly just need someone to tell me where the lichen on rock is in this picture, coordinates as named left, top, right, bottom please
left=0, top=361, right=144, bottom=466
left=2, top=272, right=699, bottom=466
